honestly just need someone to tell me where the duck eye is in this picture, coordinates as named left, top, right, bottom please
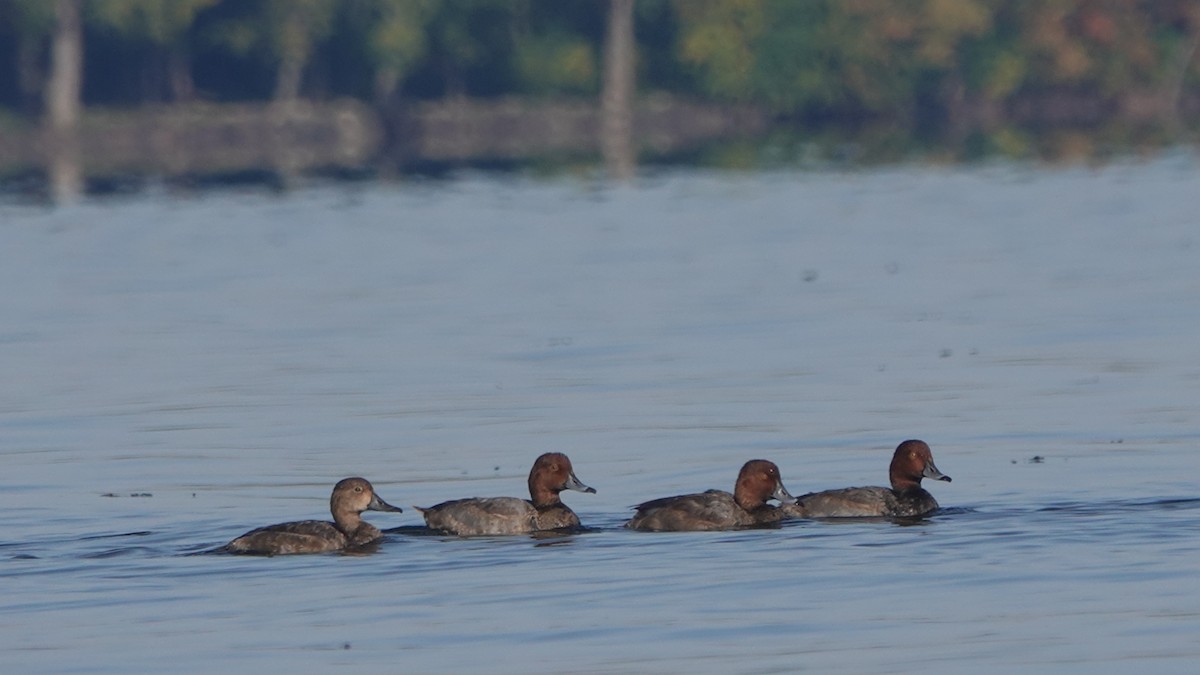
left=355, top=486, right=364, bottom=492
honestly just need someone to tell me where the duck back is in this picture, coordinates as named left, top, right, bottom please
left=787, top=486, right=940, bottom=518
left=418, top=497, right=539, bottom=536
left=224, top=520, right=350, bottom=555
left=627, top=490, right=783, bottom=532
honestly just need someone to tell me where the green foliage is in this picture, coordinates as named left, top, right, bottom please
left=420, top=0, right=519, bottom=95
left=202, top=0, right=335, bottom=63
left=260, top=0, right=336, bottom=69
left=88, top=0, right=220, bottom=44
left=2, top=0, right=57, bottom=34
left=673, top=0, right=1000, bottom=116
left=513, top=31, right=596, bottom=95
left=343, top=0, right=434, bottom=100
left=362, top=0, right=432, bottom=73
left=0, top=0, right=1196, bottom=122
left=672, top=0, right=766, bottom=100
left=668, top=0, right=1200, bottom=120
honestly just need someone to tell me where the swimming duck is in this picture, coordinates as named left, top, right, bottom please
left=625, top=459, right=795, bottom=531
left=782, top=439, right=951, bottom=519
left=223, top=477, right=402, bottom=555
left=416, top=452, right=596, bottom=536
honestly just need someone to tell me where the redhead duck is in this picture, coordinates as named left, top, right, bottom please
left=625, top=460, right=795, bottom=532
left=416, top=452, right=596, bottom=536
left=223, top=477, right=403, bottom=555
left=783, top=440, right=951, bottom=519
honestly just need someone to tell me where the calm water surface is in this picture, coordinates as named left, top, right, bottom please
left=2, top=158, right=1199, bottom=673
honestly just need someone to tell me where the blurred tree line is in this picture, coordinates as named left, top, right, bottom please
left=2, top=0, right=1198, bottom=125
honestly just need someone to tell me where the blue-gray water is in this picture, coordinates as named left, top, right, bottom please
left=2, top=159, right=1199, bottom=673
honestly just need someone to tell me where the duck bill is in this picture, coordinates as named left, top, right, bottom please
left=923, top=460, right=952, bottom=483
left=367, top=494, right=404, bottom=512
left=564, top=471, right=597, bottom=494
left=772, top=481, right=796, bottom=504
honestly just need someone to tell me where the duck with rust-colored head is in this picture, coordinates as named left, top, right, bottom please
left=625, top=459, right=795, bottom=532
left=416, top=452, right=596, bottom=536
left=783, top=440, right=951, bottom=519
left=223, top=477, right=403, bottom=555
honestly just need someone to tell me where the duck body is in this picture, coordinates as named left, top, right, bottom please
left=419, top=497, right=537, bottom=536
left=224, top=519, right=381, bottom=555
left=788, top=485, right=941, bottom=519
left=418, top=452, right=595, bottom=536
left=625, top=459, right=794, bottom=532
left=626, top=489, right=788, bottom=531
left=783, top=440, right=951, bottom=519
left=223, top=477, right=402, bottom=555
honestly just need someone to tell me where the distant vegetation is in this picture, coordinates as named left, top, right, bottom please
left=2, top=0, right=1198, bottom=127
left=4, top=0, right=1200, bottom=203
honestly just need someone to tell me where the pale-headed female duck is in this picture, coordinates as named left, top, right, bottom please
left=782, top=439, right=951, bottom=519
left=416, top=452, right=596, bottom=536
left=223, top=477, right=403, bottom=555
left=625, top=459, right=795, bottom=532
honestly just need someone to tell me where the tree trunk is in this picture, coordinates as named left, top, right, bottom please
left=601, top=0, right=636, bottom=181
left=1165, top=29, right=1199, bottom=123
left=168, top=46, right=196, bottom=102
left=374, top=67, right=401, bottom=107
left=273, top=11, right=310, bottom=103
left=45, top=0, right=83, bottom=132
left=44, top=0, right=84, bottom=203
left=274, top=52, right=306, bottom=103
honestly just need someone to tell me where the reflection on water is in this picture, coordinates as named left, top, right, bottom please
left=2, top=159, right=1199, bottom=672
